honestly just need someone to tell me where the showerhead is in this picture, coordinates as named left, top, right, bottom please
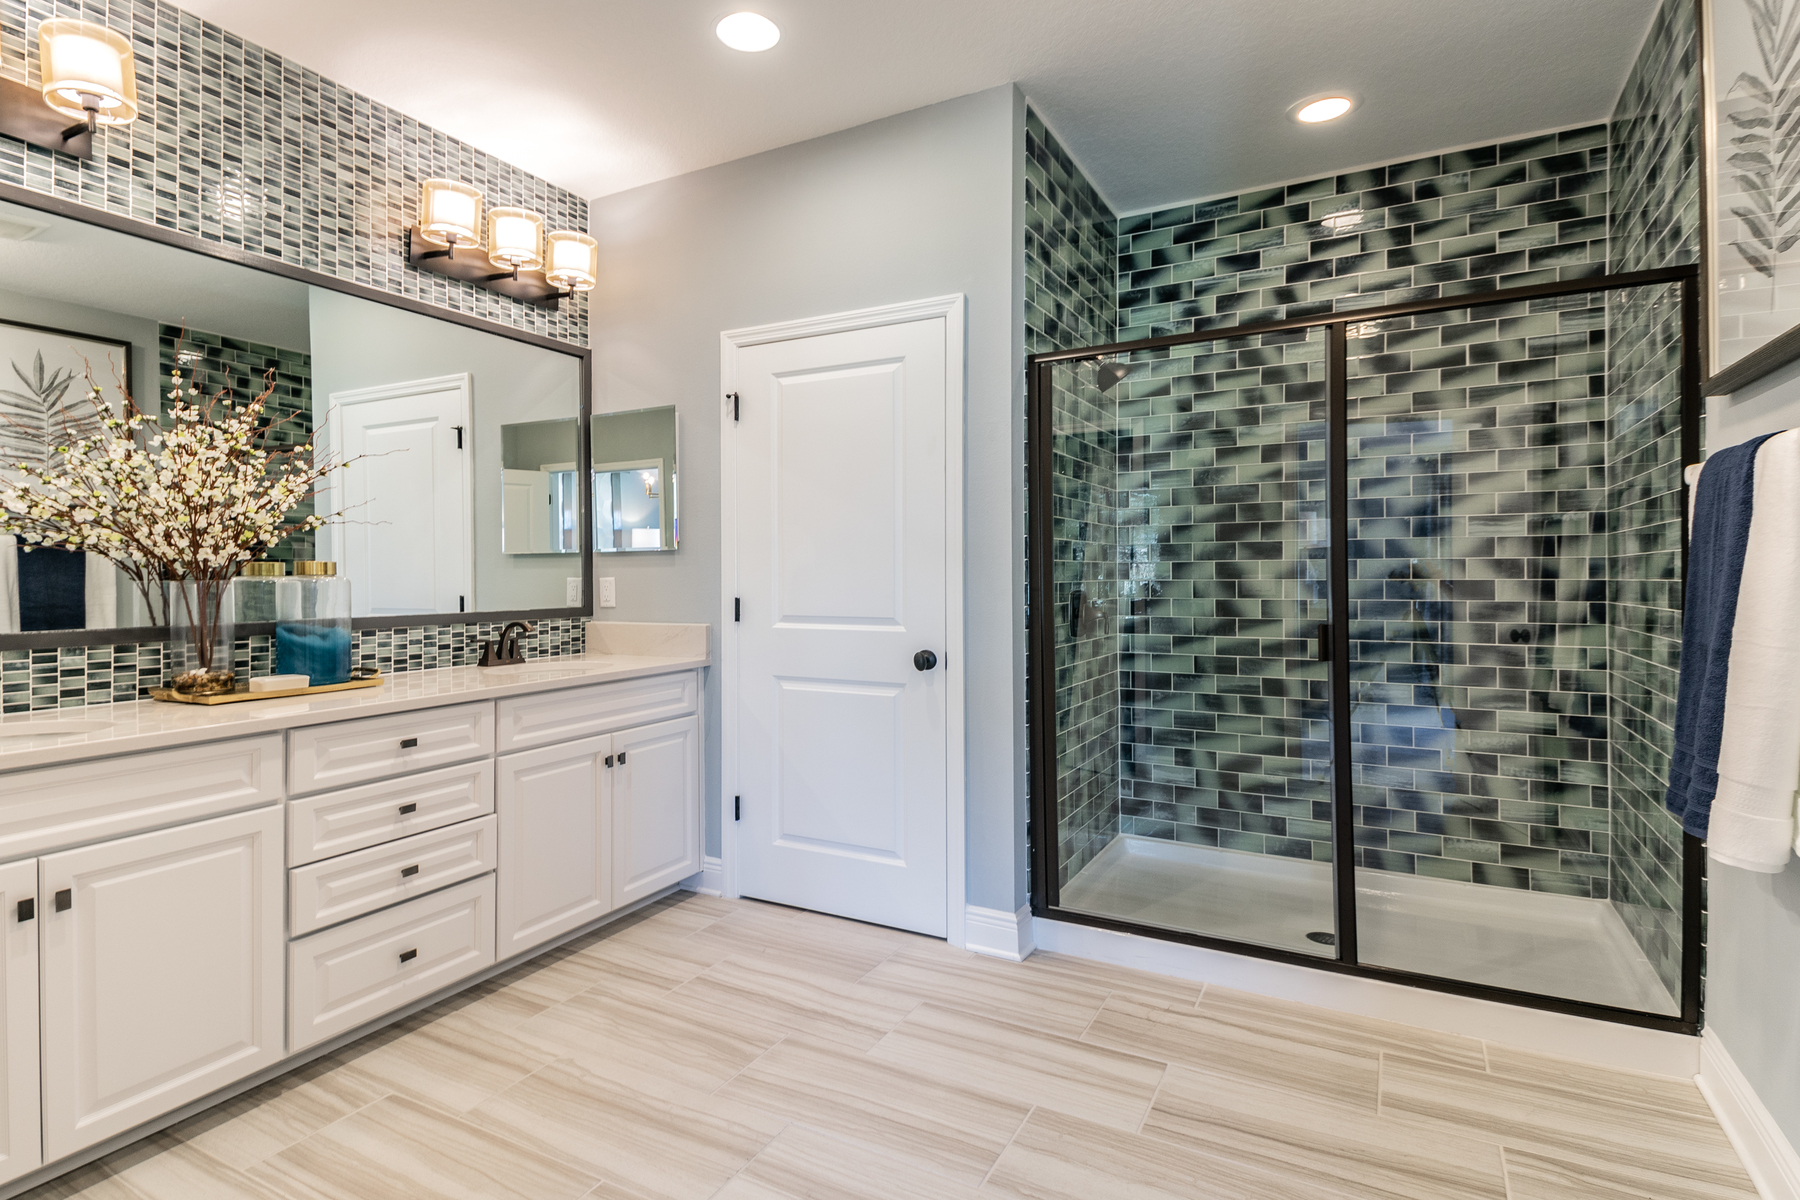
left=1095, top=359, right=1138, bottom=393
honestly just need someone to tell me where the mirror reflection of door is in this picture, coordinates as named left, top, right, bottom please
left=326, top=374, right=474, bottom=617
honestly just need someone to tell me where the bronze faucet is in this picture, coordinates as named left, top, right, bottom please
left=478, top=621, right=534, bottom=667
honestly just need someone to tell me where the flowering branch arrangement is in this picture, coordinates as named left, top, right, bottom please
left=0, top=355, right=345, bottom=690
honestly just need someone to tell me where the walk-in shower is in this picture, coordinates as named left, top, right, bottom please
left=1027, top=266, right=1701, bottom=1030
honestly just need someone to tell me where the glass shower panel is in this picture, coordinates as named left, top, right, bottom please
left=1346, top=287, right=1682, bottom=1015
left=1048, top=328, right=1338, bottom=956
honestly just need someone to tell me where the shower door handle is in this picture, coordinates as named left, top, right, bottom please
left=1317, top=622, right=1333, bottom=663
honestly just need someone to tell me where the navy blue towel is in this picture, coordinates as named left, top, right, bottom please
left=1666, top=431, right=1782, bottom=837
left=16, top=545, right=86, bottom=632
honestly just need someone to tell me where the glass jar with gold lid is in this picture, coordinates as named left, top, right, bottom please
left=275, top=561, right=352, bottom=685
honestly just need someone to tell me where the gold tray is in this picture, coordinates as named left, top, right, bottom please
left=150, top=673, right=385, bottom=705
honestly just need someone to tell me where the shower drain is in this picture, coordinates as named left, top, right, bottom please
left=1305, top=931, right=1337, bottom=946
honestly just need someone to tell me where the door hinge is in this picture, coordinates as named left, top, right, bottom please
left=727, top=391, right=740, bottom=422
left=459, top=595, right=466, bottom=612
left=734, top=597, right=740, bottom=622
left=1317, top=621, right=1332, bottom=663
left=453, top=424, right=465, bottom=449
left=735, top=795, right=741, bottom=821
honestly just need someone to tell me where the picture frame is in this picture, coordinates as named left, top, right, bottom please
left=0, top=316, right=133, bottom=470
left=1700, top=0, right=1800, bottom=393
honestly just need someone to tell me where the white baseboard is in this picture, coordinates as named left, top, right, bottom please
left=1034, top=916, right=1700, bottom=1079
left=965, top=904, right=1035, bottom=961
left=682, top=856, right=725, bottom=898
left=1699, top=1028, right=1800, bottom=1199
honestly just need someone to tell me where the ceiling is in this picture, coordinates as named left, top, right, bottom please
left=173, top=0, right=1661, bottom=214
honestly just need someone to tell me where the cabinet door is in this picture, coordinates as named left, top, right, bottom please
left=0, top=860, right=39, bottom=1186
left=40, top=806, right=284, bottom=1160
left=612, top=716, right=702, bottom=907
left=495, top=734, right=611, bottom=957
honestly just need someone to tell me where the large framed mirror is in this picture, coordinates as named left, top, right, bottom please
left=0, top=183, right=591, bottom=648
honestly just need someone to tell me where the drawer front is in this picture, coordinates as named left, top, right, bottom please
left=289, top=815, right=498, bottom=937
left=288, top=874, right=495, bottom=1052
left=0, top=736, right=282, bottom=861
left=289, top=703, right=495, bottom=796
left=496, top=671, right=698, bottom=752
left=287, top=761, right=495, bottom=867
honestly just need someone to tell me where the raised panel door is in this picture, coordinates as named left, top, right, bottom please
left=612, top=716, right=701, bottom=907
left=495, top=734, right=611, bottom=957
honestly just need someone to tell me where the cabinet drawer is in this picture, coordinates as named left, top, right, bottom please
left=289, top=703, right=494, bottom=796
left=289, top=815, right=497, bottom=937
left=0, top=736, right=282, bottom=861
left=496, top=671, right=697, bottom=752
left=288, top=874, right=495, bottom=1052
left=287, top=761, right=494, bottom=867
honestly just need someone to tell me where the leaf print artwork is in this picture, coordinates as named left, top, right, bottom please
left=0, top=351, right=82, bottom=467
left=1724, top=0, right=1800, bottom=293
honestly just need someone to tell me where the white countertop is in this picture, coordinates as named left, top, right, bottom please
left=0, top=652, right=709, bottom=772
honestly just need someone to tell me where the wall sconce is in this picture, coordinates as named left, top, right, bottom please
left=0, top=19, right=140, bottom=160
left=408, top=181, right=591, bottom=309
left=545, top=232, right=599, bottom=293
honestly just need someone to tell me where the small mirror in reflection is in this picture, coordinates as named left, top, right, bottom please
left=591, top=406, right=677, bottom=553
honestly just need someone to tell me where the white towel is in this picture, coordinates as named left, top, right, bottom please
left=1709, top=429, right=1800, bottom=872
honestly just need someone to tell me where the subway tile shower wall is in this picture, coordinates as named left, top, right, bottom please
left=1117, top=127, right=1610, bottom=344
left=1026, top=109, right=1123, bottom=886
left=0, top=0, right=591, bottom=712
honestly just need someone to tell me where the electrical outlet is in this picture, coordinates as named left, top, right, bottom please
left=598, top=577, right=617, bottom=608
left=566, top=578, right=582, bottom=606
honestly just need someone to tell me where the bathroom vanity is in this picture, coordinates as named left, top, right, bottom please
left=0, top=625, right=707, bottom=1190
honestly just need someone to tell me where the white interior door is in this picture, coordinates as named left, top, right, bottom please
left=328, top=375, right=472, bottom=617
left=729, top=315, right=950, bottom=937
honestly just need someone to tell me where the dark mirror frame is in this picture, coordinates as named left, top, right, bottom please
left=0, top=178, right=593, bottom=650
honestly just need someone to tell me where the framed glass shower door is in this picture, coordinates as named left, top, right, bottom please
left=1035, top=328, right=1341, bottom=957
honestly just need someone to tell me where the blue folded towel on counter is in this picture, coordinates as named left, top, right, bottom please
left=276, top=622, right=352, bottom=686
left=1666, top=431, right=1782, bottom=837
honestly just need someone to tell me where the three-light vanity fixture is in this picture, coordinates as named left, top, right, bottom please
left=409, top=179, right=598, bottom=308
left=0, top=18, right=140, bottom=160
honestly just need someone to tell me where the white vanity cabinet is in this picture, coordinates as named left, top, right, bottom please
left=0, top=861, right=39, bottom=1187
left=39, top=806, right=284, bottom=1160
left=495, top=673, right=702, bottom=955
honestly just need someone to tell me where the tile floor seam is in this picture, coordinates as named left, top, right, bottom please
left=705, top=1030, right=792, bottom=1098
left=1498, top=1145, right=1518, bottom=1200
left=980, top=1103, right=1038, bottom=1190
left=1132, top=1062, right=1172, bottom=1136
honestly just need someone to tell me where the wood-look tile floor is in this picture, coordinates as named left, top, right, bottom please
left=21, top=893, right=1757, bottom=1200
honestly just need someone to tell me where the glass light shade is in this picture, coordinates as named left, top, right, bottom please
left=487, top=207, right=544, bottom=270
left=418, top=178, right=482, bottom=247
left=38, top=19, right=139, bottom=125
left=545, top=231, right=598, bottom=291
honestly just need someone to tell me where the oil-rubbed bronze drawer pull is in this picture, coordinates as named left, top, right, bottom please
left=53, top=889, right=70, bottom=913
left=399, top=737, right=419, bottom=749
left=399, top=948, right=417, bottom=964
left=400, top=865, right=419, bottom=878
left=16, top=899, right=32, bottom=923
left=398, top=803, right=417, bottom=815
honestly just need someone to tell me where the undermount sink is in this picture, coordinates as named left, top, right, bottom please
left=0, top=718, right=115, bottom=739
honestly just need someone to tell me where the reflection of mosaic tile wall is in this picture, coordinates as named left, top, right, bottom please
left=1118, top=127, right=1609, bottom=344
left=0, top=1, right=587, bottom=345
left=160, top=325, right=314, bottom=560
left=1345, top=298, right=1611, bottom=896
left=0, top=618, right=585, bottom=712
left=1114, top=332, right=1333, bottom=858
left=1026, top=109, right=1121, bottom=885
left=1608, top=0, right=1700, bottom=999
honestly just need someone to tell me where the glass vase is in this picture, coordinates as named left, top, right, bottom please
left=166, top=578, right=238, bottom=695
left=275, top=563, right=352, bottom=686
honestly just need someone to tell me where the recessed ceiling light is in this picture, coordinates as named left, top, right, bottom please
left=717, top=12, right=780, bottom=52
left=1293, top=96, right=1355, bottom=123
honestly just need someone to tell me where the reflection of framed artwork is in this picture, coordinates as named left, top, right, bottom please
left=1702, top=0, right=1800, bottom=392
left=0, top=317, right=132, bottom=470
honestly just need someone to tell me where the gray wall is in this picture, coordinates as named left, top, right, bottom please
left=585, top=85, right=1027, bottom=910
left=309, top=287, right=583, bottom=613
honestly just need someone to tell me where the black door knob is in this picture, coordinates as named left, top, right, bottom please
left=914, top=650, right=938, bottom=672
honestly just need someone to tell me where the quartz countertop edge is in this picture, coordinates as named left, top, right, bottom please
left=0, top=652, right=711, bottom=772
